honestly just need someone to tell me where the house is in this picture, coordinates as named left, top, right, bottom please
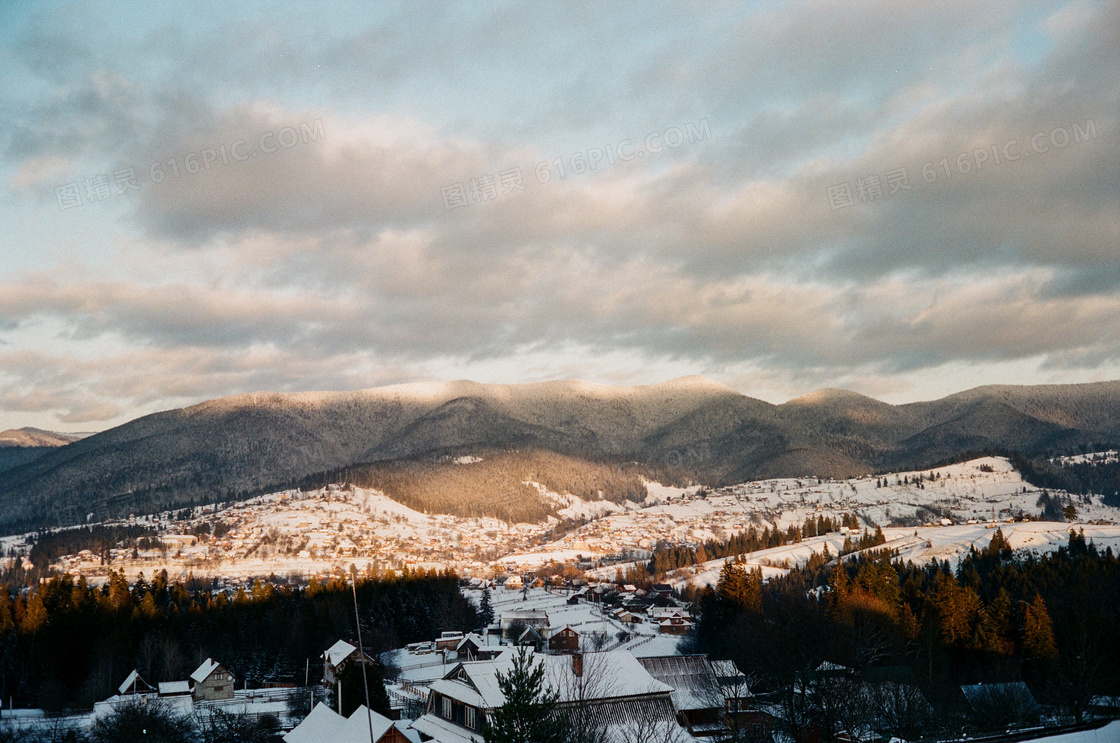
left=435, top=632, right=465, bottom=652
left=639, top=655, right=724, bottom=736
left=117, top=669, right=155, bottom=696
left=548, top=626, right=580, bottom=654
left=453, top=633, right=500, bottom=662
left=659, top=615, right=694, bottom=635
left=812, top=661, right=853, bottom=680
left=515, top=626, right=545, bottom=652
left=410, top=649, right=687, bottom=743
left=191, top=658, right=235, bottom=701
left=616, top=610, right=643, bottom=625
left=159, top=680, right=192, bottom=698
left=649, top=607, right=691, bottom=622
left=959, top=682, right=1041, bottom=728
left=324, top=639, right=377, bottom=687
left=707, top=663, right=770, bottom=739
left=498, top=609, right=549, bottom=639
left=285, top=702, right=416, bottom=743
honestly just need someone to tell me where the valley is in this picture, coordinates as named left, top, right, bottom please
left=11, top=455, right=1119, bottom=586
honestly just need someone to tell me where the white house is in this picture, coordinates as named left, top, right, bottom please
left=324, top=639, right=377, bottom=687
left=410, top=649, right=694, bottom=743
left=285, top=702, right=417, bottom=743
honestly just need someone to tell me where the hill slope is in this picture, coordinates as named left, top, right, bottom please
left=1, top=378, right=1119, bottom=532
left=0, top=427, right=81, bottom=475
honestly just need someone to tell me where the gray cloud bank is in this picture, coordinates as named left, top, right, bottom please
left=0, top=1, right=1117, bottom=428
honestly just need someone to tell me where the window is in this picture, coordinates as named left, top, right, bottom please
left=442, top=697, right=452, bottom=719
left=214, top=686, right=224, bottom=693
left=465, top=706, right=476, bottom=729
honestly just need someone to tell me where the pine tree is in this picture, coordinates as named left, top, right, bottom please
left=22, top=592, right=47, bottom=634
left=484, top=648, right=565, bottom=743
left=480, top=588, right=495, bottom=625
left=1022, top=593, right=1058, bottom=660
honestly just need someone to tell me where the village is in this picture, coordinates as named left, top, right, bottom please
left=0, top=581, right=734, bottom=743
left=22, top=457, right=1120, bottom=587
left=3, top=458, right=1120, bottom=742
left=5, top=578, right=1116, bottom=743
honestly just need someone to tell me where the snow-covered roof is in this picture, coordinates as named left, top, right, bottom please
left=409, top=714, right=479, bottom=743
left=324, top=639, right=358, bottom=667
left=284, top=703, right=396, bottom=743
left=191, top=658, right=227, bottom=684
left=711, top=660, right=746, bottom=682
left=394, top=721, right=423, bottom=743
left=159, top=680, right=191, bottom=696
left=428, top=678, right=486, bottom=708
left=433, top=649, right=673, bottom=711
left=455, top=633, right=486, bottom=651
left=117, top=669, right=152, bottom=695
left=637, top=655, right=717, bottom=711
left=500, top=608, right=548, bottom=620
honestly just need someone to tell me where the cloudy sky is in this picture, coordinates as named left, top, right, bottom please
left=1, top=1, right=1117, bottom=432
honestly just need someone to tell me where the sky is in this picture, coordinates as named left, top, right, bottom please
left=0, top=1, right=1118, bottom=432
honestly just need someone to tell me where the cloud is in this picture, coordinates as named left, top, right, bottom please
left=0, top=1, right=1118, bottom=428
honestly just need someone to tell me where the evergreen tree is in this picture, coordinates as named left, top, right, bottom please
left=480, top=589, right=494, bottom=625
left=1022, top=594, right=1058, bottom=660
left=484, top=648, right=565, bottom=743
left=333, top=660, right=392, bottom=719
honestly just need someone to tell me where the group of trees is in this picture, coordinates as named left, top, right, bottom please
left=0, top=569, right=477, bottom=712
left=646, top=514, right=868, bottom=579
left=301, top=449, right=650, bottom=523
left=1011, top=452, right=1120, bottom=507
left=0, top=699, right=282, bottom=743
left=695, top=528, right=1120, bottom=739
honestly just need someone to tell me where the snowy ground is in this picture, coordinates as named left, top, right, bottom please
left=16, top=456, right=1120, bottom=583
left=656, top=521, right=1120, bottom=591
left=1031, top=720, right=1120, bottom=743
left=387, top=585, right=681, bottom=684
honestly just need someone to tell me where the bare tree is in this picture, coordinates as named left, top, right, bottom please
left=548, top=653, right=616, bottom=743
left=696, top=660, right=762, bottom=742
left=616, top=716, right=691, bottom=743
left=869, top=682, right=936, bottom=742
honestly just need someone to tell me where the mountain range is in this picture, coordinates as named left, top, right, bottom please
left=1, top=377, right=1119, bottom=534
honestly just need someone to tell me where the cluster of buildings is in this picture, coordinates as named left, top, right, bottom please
left=298, top=644, right=766, bottom=743
left=91, top=657, right=293, bottom=725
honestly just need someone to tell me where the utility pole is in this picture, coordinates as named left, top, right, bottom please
left=351, top=565, right=375, bottom=743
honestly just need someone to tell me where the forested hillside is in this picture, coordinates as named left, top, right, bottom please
left=0, top=570, right=475, bottom=712
left=1, top=378, right=1119, bottom=533
left=695, top=529, right=1120, bottom=737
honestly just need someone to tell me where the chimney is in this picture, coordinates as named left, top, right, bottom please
left=571, top=653, right=583, bottom=677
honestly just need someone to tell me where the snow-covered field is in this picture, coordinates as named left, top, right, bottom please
left=661, top=521, right=1120, bottom=591
left=14, top=456, right=1120, bottom=583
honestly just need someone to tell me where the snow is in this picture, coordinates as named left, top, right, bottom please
left=284, top=703, right=398, bottom=743
left=117, top=669, right=144, bottom=695
left=158, top=681, right=191, bottom=695
left=191, top=658, right=221, bottom=684
left=662, top=522, right=1120, bottom=591
left=324, top=639, right=357, bottom=667
left=19, top=455, right=1120, bottom=585
left=453, top=455, right=482, bottom=465
left=1031, top=721, right=1120, bottom=743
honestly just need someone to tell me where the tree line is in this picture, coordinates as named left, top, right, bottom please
left=694, top=528, right=1120, bottom=739
left=646, top=514, right=869, bottom=577
left=0, top=569, right=477, bottom=712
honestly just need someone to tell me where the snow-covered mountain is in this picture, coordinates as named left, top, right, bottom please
left=1, top=378, right=1119, bottom=534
